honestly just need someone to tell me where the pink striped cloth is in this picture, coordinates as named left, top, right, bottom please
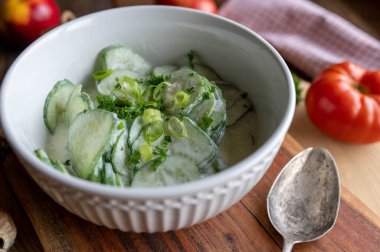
left=218, top=0, right=380, bottom=78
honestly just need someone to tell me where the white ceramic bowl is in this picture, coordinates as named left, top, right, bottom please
left=0, top=6, right=295, bottom=232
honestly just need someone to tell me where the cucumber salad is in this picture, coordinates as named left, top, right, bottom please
left=35, top=44, right=257, bottom=188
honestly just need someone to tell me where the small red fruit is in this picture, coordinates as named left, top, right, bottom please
left=0, top=0, right=61, bottom=46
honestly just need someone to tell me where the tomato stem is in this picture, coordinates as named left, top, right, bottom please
left=355, top=83, right=369, bottom=94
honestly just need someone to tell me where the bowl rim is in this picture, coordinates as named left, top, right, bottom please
left=0, top=5, right=295, bottom=199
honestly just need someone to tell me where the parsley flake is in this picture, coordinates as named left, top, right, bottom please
left=186, top=50, right=194, bottom=69
left=146, top=75, right=170, bottom=86
left=199, top=114, right=213, bottom=130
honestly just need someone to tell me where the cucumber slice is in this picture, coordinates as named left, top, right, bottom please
left=50, top=160, right=71, bottom=175
left=111, top=130, right=130, bottom=176
left=35, top=148, right=70, bottom=175
left=162, top=69, right=210, bottom=115
left=169, top=117, right=217, bottom=173
left=153, top=65, right=177, bottom=76
left=68, top=109, right=118, bottom=179
left=128, top=116, right=144, bottom=147
left=98, top=44, right=152, bottom=76
left=90, top=158, right=104, bottom=182
left=97, top=69, right=142, bottom=96
left=102, top=163, right=125, bottom=187
left=131, top=155, right=200, bottom=188
left=208, top=86, right=227, bottom=144
left=188, top=93, right=216, bottom=123
left=43, top=79, right=75, bottom=133
left=209, top=118, right=226, bottom=145
left=211, top=86, right=226, bottom=123
left=218, top=82, right=251, bottom=127
left=102, top=162, right=124, bottom=187
left=115, top=174, right=126, bottom=187
left=181, top=64, right=220, bottom=81
left=65, top=85, right=93, bottom=125
left=131, top=129, right=164, bottom=167
left=35, top=148, right=53, bottom=165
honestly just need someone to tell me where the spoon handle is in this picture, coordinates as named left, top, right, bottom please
left=282, top=239, right=294, bottom=252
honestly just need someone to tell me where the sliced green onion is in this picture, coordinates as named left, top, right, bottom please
left=114, top=83, right=122, bottom=90
left=139, top=144, right=153, bottom=162
left=168, top=117, right=187, bottom=138
left=92, top=69, right=113, bottom=80
left=173, top=91, right=190, bottom=107
left=199, top=114, right=213, bottom=130
left=142, top=85, right=155, bottom=101
left=122, top=76, right=135, bottom=84
left=143, top=108, right=161, bottom=124
left=145, top=101, right=158, bottom=108
left=145, top=122, right=164, bottom=143
left=112, top=76, right=142, bottom=104
left=153, top=81, right=170, bottom=101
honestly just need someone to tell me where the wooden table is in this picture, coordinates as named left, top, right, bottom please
left=1, top=0, right=380, bottom=251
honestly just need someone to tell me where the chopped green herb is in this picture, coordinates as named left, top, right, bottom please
left=130, top=150, right=141, bottom=166
left=117, top=122, right=125, bottom=130
left=209, top=85, right=216, bottom=93
left=136, top=78, right=145, bottom=84
left=114, top=83, right=122, bottom=90
left=96, top=94, right=142, bottom=122
left=152, top=146, right=166, bottom=158
left=146, top=75, right=170, bottom=86
left=178, top=110, right=186, bottom=119
left=199, top=114, right=213, bottom=130
left=186, top=87, right=194, bottom=94
left=164, top=135, right=172, bottom=143
left=202, top=92, right=210, bottom=100
left=186, top=50, right=194, bottom=69
left=151, top=136, right=171, bottom=170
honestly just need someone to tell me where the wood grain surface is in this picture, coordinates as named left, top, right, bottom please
left=2, top=135, right=380, bottom=252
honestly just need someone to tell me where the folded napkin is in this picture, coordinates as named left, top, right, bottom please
left=218, top=0, right=380, bottom=78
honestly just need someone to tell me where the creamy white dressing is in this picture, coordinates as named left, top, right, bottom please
left=46, top=82, right=258, bottom=174
left=218, top=110, right=257, bottom=168
left=46, top=122, right=69, bottom=162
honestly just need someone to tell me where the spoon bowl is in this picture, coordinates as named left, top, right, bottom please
left=267, top=147, right=340, bottom=252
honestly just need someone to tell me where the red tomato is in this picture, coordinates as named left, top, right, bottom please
left=0, top=0, right=61, bottom=46
left=156, top=0, right=218, bottom=14
left=305, top=62, right=380, bottom=144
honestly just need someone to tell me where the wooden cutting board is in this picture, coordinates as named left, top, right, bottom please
left=2, top=134, right=380, bottom=251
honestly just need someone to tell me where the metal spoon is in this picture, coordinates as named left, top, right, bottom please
left=267, top=147, right=340, bottom=252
